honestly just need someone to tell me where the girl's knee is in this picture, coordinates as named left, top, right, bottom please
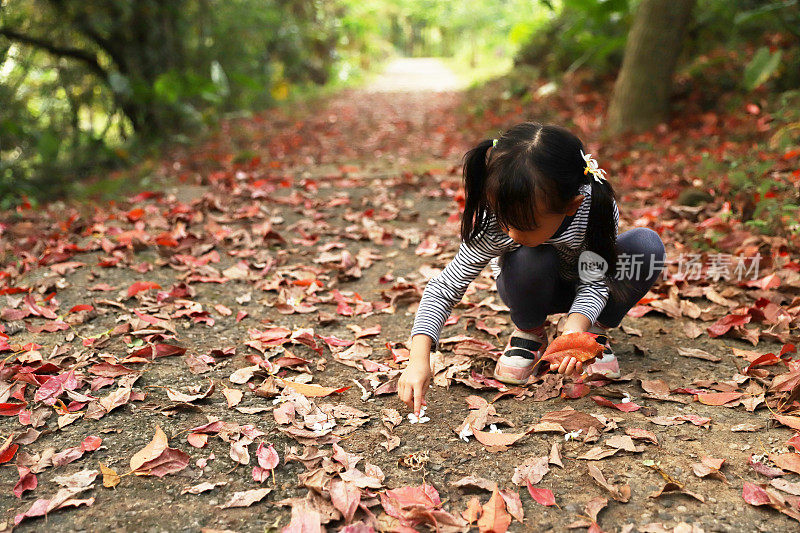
left=641, top=228, right=665, bottom=259
left=620, top=228, right=665, bottom=258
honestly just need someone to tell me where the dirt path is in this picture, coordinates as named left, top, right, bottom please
left=365, top=57, right=467, bottom=93
left=0, top=65, right=798, bottom=533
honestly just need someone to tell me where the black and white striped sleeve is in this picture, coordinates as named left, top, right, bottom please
left=411, top=231, right=507, bottom=347
left=567, top=199, right=620, bottom=324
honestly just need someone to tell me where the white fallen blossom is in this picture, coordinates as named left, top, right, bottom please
left=407, top=405, right=429, bottom=424
left=620, top=392, right=632, bottom=404
left=458, top=425, right=473, bottom=442
left=564, top=429, right=583, bottom=441
left=311, top=419, right=336, bottom=435
left=489, top=424, right=502, bottom=434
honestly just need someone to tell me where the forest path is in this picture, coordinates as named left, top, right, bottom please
left=365, top=57, right=467, bottom=93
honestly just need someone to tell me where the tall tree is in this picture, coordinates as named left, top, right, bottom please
left=606, top=0, right=696, bottom=135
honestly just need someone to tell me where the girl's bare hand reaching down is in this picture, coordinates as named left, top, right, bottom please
left=398, top=360, right=431, bottom=416
left=397, top=334, right=433, bottom=416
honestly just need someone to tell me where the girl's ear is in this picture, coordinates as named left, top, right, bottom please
left=565, top=194, right=585, bottom=216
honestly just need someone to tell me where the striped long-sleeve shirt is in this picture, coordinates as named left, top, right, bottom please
left=411, top=183, right=620, bottom=346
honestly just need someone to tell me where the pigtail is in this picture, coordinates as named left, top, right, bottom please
left=460, top=139, right=495, bottom=243
left=585, top=178, right=633, bottom=303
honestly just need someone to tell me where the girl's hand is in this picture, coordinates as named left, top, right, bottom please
left=398, top=360, right=432, bottom=416
left=549, top=328, right=584, bottom=376
left=550, top=356, right=583, bottom=376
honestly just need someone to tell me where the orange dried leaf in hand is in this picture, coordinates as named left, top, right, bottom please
left=541, top=332, right=604, bottom=365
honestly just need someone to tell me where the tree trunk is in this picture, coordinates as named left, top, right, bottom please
left=606, top=0, right=696, bottom=135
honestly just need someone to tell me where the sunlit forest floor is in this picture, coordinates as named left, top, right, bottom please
left=1, top=58, right=799, bottom=531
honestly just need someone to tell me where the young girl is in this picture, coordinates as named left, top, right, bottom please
left=397, top=122, right=666, bottom=416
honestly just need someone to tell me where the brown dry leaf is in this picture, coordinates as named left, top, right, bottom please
left=539, top=408, right=604, bottom=433
left=621, top=325, right=642, bottom=337
left=731, top=423, right=764, bottom=432
left=99, top=463, right=120, bottom=488
left=498, top=489, right=524, bottom=523
left=133, top=447, right=190, bottom=477
left=529, top=421, right=566, bottom=434
left=677, top=347, right=721, bottom=362
left=222, top=387, right=243, bottom=408
left=99, top=387, right=133, bottom=414
left=695, top=392, right=743, bottom=406
left=585, top=496, right=608, bottom=524
left=229, top=365, right=259, bottom=385
left=462, top=495, right=483, bottom=525
left=770, top=453, right=800, bottom=475
left=549, top=442, right=563, bottom=468
left=130, top=426, right=169, bottom=471
left=605, top=435, right=644, bottom=453
left=230, top=437, right=253, bottom=465
left=182, top=481, right=227, bottom=495
left=511, top=456, right=549, bottom=486
left=692, top=456, right=727, bottom=482
left=773, top=414, right=800, bottom=432
left=648, top=415, right=711, bottom=427
left=640, top=379, right=688, bottom=403
left=165, top=380, right=215, bottom=403
left=771, top=478, right=800, bottom=497
left=649, top=482, right=705, bottom=502
left=472, top=428, right=526, bottom=451
left=451, top=476, right=498, bottom=492
left=477, top=489, right=512, bottom=533
left=625, top=427, right=659, bottom=445
left=587, top=464, right=631, bottom=502
left=381, top=408, right=402, bottom=430
left=277, top=378, right=349, bottom=398
left=329, top=479, right=361, bottom=524
left=379, top=430, right=400, bottom=452
left=218, top=487, right=272, bottom=508
left=683, top=321, right=704, bottom=339
left=577, top=447, right=619, bottom=461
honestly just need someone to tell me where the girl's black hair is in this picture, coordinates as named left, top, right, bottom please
left=461, top=121, right=631, bottom=304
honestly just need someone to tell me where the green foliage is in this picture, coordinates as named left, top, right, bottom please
left=681, top=0, right=799, bottom=93
left=514, top=0, right=633, bottom=79
left=0, top=0, right=349, bottom=204
left=744, top=47, right=784, bottom=91
left=514, top=0, right=800, bottom=93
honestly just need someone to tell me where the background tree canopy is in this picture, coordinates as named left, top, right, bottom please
left=1, top=0, right=797, bottom=205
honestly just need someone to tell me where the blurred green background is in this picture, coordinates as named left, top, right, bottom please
left=0, top=0, right=797, bottom=207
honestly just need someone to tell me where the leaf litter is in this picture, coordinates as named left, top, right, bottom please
left=0, top=59, right=799, bottom=532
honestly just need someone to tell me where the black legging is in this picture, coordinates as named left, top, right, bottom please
left=496, top=228, right=666, bottom=330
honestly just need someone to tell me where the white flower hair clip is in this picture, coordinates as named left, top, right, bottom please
left=580, top=150, right=608, bottom=185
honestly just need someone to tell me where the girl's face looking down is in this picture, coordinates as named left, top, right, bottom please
left=498, top=192, right=585, bottom=247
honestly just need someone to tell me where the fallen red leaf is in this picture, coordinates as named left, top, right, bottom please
left=127, top=281, right=162, bottom=297
left=526, top=482, right=556, bottom=506
left=591, top=395, right=640, bottom=412
left=743, top=482, right=772, bottom=506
